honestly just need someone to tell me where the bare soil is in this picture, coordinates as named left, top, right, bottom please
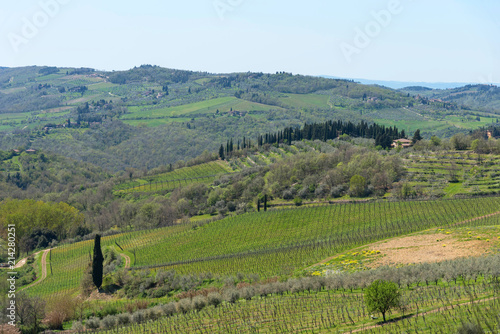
left=367, top=233, right=491, bottom=267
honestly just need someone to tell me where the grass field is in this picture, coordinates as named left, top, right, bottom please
left=0, top=86, right=27, bottom=94
left=120, top=96, right=287, bottom=125
left=87, top=82, right=119, bottom=92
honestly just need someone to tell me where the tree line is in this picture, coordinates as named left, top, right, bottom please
left=220, top=119, right=406, bottom=159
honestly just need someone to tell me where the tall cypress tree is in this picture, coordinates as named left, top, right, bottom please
left=219, top=145, right=225, bottom=160
left=92, top=234, right=104, bottom=290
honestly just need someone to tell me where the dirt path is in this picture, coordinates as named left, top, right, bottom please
left=13, top=257, right=28, bottom=269
left=450, top=210, right=500, bottom=228
left=19, top=249, right=51, bottom=291
left=345, top=296, right=498, bottom=333
left=113, top=245, right=131, bottom=269
left=121, top=252, right=131, bottom=269
left=247, top=157, right=256, bottom=165
left=14, top=250, right=45, bottom=269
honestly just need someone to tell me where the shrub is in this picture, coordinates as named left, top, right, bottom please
left=98, top=304, right=118, bottom=317
left=456, top=322, right=484, bottom=334
left=80, top=263, right=94, bottom=297
left=176, top=298, right=193, bottom=314
left=192, top=295, right=207, bottom=311
left=150, top=286, right=169, bottom=298
left=224, top=288, right=240, bottom=303
left=44, top=311, right=66, bottom=330
left=207, top=292, right=222, bottom=307
left=144, top=307, right=161, bottom=320
left=117, top=313, right=131, bottom=325
left=85, top=317, right=100, bottom=329
left=290, top=281, right=303, bottom=294
left=258, top=284, right=272, bottom=297
left=330, top=185, right=345, bottom=198
left=71, top=321, right=83, bottom=331
left=298, top=187, right=310, bottom=199
left=131, top=310, right=145, bottom=324
left=282, top=189, right=295, bottom=200
left=314, top=183, right=330, bottom=198
left=161, top=302, right=177, bottom=316
left=241, top=287, right=255, bottom=300
left=102, top=315, right=117, bottom=329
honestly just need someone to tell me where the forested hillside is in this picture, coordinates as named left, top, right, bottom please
left=1, top=66, right=498, bottom=171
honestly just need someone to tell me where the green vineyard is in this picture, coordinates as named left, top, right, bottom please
left=86, top=280, right=500, bottom=333
left=113, top=161, right=233, bottom=193
left=24, top=196, right=500, bottom=297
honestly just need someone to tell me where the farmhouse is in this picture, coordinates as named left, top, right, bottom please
left=487, top=130, right=500, bottom=139
left=391, top=138, right=413, bottom=148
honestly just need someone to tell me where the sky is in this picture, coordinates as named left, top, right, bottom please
left=0, top=0, right=499, bottom=84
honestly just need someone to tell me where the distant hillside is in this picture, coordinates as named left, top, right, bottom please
left=0, top=65, right=499, bottom=170
left=399, top=84, right=500, bottom=112
left=402, top=86, right=433, bottom=92
left=321, top=75, right=481, bottom=90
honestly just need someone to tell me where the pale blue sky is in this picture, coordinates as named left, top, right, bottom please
left=0, top=0, right=498, bottom=83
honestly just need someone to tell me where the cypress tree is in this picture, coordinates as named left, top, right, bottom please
left=412, top=129, right=423, bottom=143
left=219, top=145, right=225, bottom=160
left=92, top=234, right=104, bottom=290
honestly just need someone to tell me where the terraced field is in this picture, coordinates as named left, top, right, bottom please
left=404, top=151, right=500, bottom=197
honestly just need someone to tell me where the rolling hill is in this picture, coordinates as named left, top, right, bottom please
left=1, top=65, right=499, bottom=171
